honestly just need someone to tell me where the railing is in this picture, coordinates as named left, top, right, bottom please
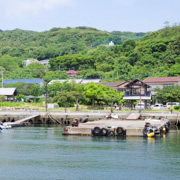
left=124, top=91, right=151, bottom=97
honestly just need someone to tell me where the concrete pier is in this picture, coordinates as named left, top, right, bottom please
left=0, top=110, right=179, bottom=126
left=63, top=118, right=170, bottom=137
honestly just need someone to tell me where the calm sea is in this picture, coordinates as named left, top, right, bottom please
left=0, top=125, right=179, bottom=180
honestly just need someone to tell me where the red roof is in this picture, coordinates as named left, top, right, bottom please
left=66, top=70, right=82, bottom=77
left=144, top=77, right=180, bottom=83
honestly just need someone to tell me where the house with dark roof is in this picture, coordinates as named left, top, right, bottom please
left=2, top=79, right=45, bottom=87
left=123, top=79, right=151, bottom=109
left=99, top=81, right=128, bottom=92
left=144, top=77, right=180, bottom=95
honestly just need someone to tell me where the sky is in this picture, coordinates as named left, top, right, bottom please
left=0, top=0, right=179, bottom=32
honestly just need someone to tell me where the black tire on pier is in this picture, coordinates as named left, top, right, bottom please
left=159, top=128, right=163, bottom=135
left=101, top=128, right=108, bottom=136
left=143, top=127, right=148, bottom=137
left=165, top=124, right=169, bottom=132
left=116, top=127, right=124, bottom=135
left=93, top=127, right=101, bottom=135
left=107, top=130, right=115, bottom=137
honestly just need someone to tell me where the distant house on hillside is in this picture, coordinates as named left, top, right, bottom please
left=23, top=59, right=39, bottom=67
left=143, top=76, right=180, bottom=95
left=66, top=70, right=82, bottom=77
left=103, top=41, right=115, bottom=47
left=39, top=59, right=49, bottom=66
left=2, top=79, right=45, bottom=87
left=23, top=59, right=49, bottom=67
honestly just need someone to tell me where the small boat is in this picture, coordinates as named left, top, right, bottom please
left=0, top=122, right=12, bottom=129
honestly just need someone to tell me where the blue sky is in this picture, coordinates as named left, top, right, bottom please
left=0, top=0, right=179, bottom=32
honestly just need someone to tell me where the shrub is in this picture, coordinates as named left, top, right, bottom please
left=174, top=105, right=180, bottom=110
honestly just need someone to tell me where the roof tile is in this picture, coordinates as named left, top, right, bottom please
left=144, top=77, right=180, bottom=83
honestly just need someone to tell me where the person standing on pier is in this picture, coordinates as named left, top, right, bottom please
left=170, top=105, right=173, bottom=114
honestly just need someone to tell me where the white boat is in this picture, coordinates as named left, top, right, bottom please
left=0, top=122, right=12, bottom=129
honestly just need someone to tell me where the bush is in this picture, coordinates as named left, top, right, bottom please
left=174, top=106, right=180, bottom=110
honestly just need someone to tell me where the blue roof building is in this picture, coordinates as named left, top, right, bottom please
left=2, top=79, right=45, bottom=86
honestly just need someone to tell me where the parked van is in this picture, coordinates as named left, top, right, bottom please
left=166, top=102, right=180, bottom=109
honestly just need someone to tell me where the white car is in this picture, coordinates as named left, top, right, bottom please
left=135, top=103, right=145, bottom=109
left=152, top=104, right=164, bottom=110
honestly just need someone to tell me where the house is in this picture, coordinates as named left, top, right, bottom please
left=0, top=88, right=18, bottom=101
left=66, top=70, right=82, bottom=77
left=143, top=77, right=180, bottom=95
left=102, top=41, right=115, bottom=47
left=23, top=59, right=39, bottom=67
left=2, top=79, right=45, bottom=87
left=39, top=59, right=49, bottom=66
left=123, top=79, right=151, bottom=109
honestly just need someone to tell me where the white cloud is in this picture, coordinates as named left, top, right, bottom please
left=2, top=0, right=72, bottom=17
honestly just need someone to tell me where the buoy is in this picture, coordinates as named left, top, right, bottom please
left=147, top=132, right=155, bottom=137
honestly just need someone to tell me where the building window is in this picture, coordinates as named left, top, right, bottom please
left=163, top=84, right=173, bottom=88
left=150, top=85, right=161, bottom=91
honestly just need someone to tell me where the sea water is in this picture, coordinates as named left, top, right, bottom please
left=0, top=126, right=179, bottom=180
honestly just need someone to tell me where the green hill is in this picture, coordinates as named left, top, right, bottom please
left=0, top=26, right=179, bottom=82
left=0, top=27, right=139, bottom=60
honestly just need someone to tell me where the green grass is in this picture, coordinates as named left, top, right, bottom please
left=0, top=102, right=179, bottom=112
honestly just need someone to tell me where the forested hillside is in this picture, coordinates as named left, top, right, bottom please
left=0, top=27, right=131, bottom=60
left=0, top=26, right=179, bottom=82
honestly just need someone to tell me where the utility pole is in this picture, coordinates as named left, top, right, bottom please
left=45, top=83, right=48, bottom=112
left=1, top=71, right=4, bottom=88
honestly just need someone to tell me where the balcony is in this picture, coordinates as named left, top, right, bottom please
left=123, top=91, right=151, bottom=100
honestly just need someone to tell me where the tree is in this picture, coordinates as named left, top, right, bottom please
left=43, top=70, right=68, bottom=83
left=155, top=85, right=180, bottom=104
left=29, top=84, right=43, bottom=97
left=83, top=82, right=108, bottom=107
left=24, top=63, right=47, bottom=78
left=101, top=88, right=120, bottom=113
left=47, top=81, right=71, bottom=97
left=53, top=91, right=75, bottom=112
left=0, top=55, right=19, bottom=71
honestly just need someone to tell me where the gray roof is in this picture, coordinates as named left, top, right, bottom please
left=48, top=79, right=83, bottom=85
left=48, top=79, right=101, bottom=85
left=2, top=79, right=45, bottom=85
left=81, top=79, right=101, bottom=84
left=0, top=88, right=17, bottom=96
